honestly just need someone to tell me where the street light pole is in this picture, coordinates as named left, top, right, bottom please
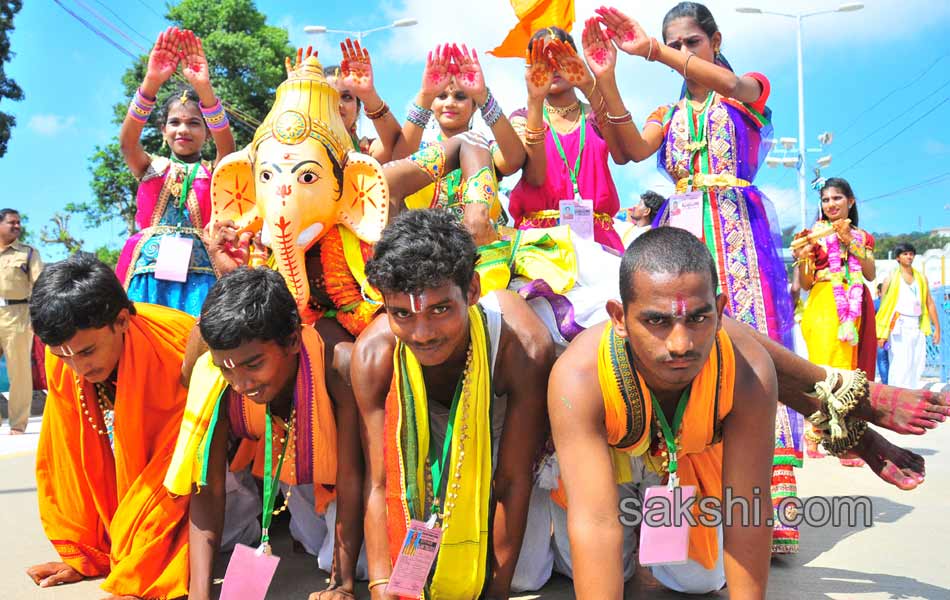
left=737, top=4, right=864, bottom=230
left=796, top=14, right=807, bottom=229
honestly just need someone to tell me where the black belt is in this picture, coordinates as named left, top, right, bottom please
left=0, top=298, right=28, bottom=306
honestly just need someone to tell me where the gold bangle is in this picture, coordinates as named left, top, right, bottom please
left=365, top=101, right=390, bottom=120
left=368, top=578, right=390, bottom=591
left=586, top=81, right=596, bottom=99
left=683, top=53, right=696, bottom=80
left=646, top=37, right=657, bottom=62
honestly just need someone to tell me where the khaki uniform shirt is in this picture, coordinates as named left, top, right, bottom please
left=0, top=241, right=42, bottom=301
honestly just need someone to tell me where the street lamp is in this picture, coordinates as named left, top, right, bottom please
left=303, top=18, right=418, bottom=46
left=736, top=3, right=864, bottom=230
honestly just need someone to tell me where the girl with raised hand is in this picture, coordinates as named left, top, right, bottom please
left=509, top=25, right=628, bottom=252
left=117, top=27, right=234, bottom=316
left=394, top=43, right=524, bottom=227
left=323, top=38, right=402, bottom=163
left=588, top=2, right=802, bottom=555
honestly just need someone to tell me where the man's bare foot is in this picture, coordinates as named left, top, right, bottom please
left=805, top=437, right=824, bottom=459
left=851, top=427, right=925, bottom=490
left=863, top=383, right=950, bottom=434
left=10, top=428, right=25, bottom=435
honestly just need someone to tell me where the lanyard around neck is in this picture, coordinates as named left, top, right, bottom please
left=650, top=387, right=691, bottom=486
left=170, top=157, right=201, bottom=212
left=544, top=104, right=586, bottom=198
left=260, top=404, right=293, bottom=548
left=428, top=375, right=464, bottom=519
left=684, top=92, right=714, bottom=166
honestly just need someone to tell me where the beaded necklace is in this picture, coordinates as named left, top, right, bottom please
left=76, top=377, right=116, bottom=449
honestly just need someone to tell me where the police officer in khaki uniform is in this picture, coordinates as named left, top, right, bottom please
left=0, top=209, right=42, bottom=433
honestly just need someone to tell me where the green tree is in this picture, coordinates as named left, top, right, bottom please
left=40, top=213, right=84, bottom=254
left=79, top=0, right=292, bottom=237
left=0, top=0, right=24, bottom=157
left=872, top=232, right=950, bottom=260
left=95, top=245, right=121, bottom=268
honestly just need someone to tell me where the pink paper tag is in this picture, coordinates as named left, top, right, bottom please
left=386, top=519, right=443, bottom=597
left=638, top=484, right=696, bottom=566
left=220, top=543, right=280, bottom=600
left=667, top=192, right=704, bottom=240
left=559, top=198, right=595, bottom=241
left=154, top=235, right=194, bottom=282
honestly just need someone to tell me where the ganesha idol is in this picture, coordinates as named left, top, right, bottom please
left=210, top=53, right=388, bottom=334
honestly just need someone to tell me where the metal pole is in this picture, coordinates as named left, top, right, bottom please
left=796, top=15, right=808, bottom=230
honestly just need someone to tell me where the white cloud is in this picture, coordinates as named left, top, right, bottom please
left=757, top=184, right=803, bottom=229
left=925, top=139, right=950, bottom=155
left=28, top=114, right=77, bottom=136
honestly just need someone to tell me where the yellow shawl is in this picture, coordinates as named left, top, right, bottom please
left=385, top=305, right=493, bottom=599
left=876, top=267, right=932, bottom=338
left=476, top=225, right=578, bottom=295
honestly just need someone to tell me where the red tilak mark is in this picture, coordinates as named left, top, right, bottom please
left=673, top=294, right=688, bottom=318
left=283, top=153, right=294, bottom=160
left=277, top=184, right=292, bottom=198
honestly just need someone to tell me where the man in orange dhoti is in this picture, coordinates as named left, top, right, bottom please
left=26, top=254, right=192, bottom=599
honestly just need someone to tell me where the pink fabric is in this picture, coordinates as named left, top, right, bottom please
left=116, top=160, right=212, bottom=284
left=509, top=113, right=622, bottom=251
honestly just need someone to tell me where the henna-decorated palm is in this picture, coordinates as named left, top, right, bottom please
left=422, top=44, right=453, bottom=97
left=180, top=29, right=210, bottom=89
left=146, top=26, right=181, bottom=85
left=582, top=17, right=616, bottom=79
left=595, top=6, right=652, bottom=58
left=453, top=43, right=487, bottom=103
left=547, top=39, right=593, bottom=92
left=340, top=38, right=375, bottom=98
left=525, top=39, right=555, bottom=100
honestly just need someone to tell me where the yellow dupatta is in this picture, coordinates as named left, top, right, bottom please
left=876, top=267, right=932, bottom=338
left=385, top=305, right=493, bottom=599
left=476, top=225, right=578, bottom=295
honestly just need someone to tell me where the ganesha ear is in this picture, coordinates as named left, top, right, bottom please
left=337, top=152, right=389, bottom=243
left=211, top=147, right=263, bottom=233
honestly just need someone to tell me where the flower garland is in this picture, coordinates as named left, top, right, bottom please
left=319, top=226, right=380, bottom=336
left=824, top=223, right=864, bottom=345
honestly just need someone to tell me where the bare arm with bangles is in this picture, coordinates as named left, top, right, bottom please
left=391, top=44, right=453, bottom=160
left=120, top=27, right=234, bottom=178
left=338, top=38, right=401, bottom=164
left=579, top=16, right=631, bottom=165
left=518, top=38, right=555, bottom=187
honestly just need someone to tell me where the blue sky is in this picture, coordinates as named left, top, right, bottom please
left=4, top=0, right=950, bottom=260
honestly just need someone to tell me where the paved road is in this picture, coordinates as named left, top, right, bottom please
left=1, top=413, right=948, bottom=599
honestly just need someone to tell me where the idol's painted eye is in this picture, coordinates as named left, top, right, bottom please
left=298, top=171, right=320, bottom=184
left=260, top=170, right=273, bottom=183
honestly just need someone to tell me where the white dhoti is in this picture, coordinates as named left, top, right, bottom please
left=316, top=497, right=369, bottom=580
left=888, top=315, right=927, bottom=389
left=221, top=469, right=263, bottom=552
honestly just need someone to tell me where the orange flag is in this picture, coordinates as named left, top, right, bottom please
left=488, top=0, right=575, bottom=58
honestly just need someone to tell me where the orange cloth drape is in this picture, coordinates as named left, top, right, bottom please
left=601, top=326, right=735, bottom=569
left=488, top=0, right=575, bottom=58
left=228, top=324, right=338, bottom=512
left=36, top=303, right=194, bottom=599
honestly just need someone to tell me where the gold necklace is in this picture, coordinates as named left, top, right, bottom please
left=544, top=99, right=580, bottom=116
left=76, top=377, right=113, bottom=439
left=270, top=405, right=297, bottom=516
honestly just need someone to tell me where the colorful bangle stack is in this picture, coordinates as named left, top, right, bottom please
left=365, top=100, right=390, bottom=120
left=606, top=111, right=633, bottom=125
left=128, top=88, right=156, bottom=124
left=407, top=102, right=432, bottom=128
left=479, top=89, right=504, bottom=127
left=200, top=98, right=230, bottom=131
left=524, top=124, right=547, bottom=145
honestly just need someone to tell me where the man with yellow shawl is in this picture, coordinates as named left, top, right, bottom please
left=876, top=242, right=940, bottom=390
left=26, top=253, right=193, bottom=599
left=351, top=209, right=554, bottom=599
left=163, top=267, right=362, bottom=600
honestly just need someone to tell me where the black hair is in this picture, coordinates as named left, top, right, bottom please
left=820, top=177, right=859, bottom=227
left=619, top=226, right=718, bottom=306
left=161, top=86, right=202, bottom=126
left=528, top=26, right=577, bottom=52
left=0, top=208, right=20, bottom=223
left=324, top=65, right=363, bottom=111
left=894, top=242, right=917, bottom=258
left=199, top=267, right=301, bottom=350
left=30, top=253, right=136, bottom=346
left=663, top=3, right=738, bottom=99
left=366, top=209, right=478, bottom=296
left=640, top=191, right=666, bottom=221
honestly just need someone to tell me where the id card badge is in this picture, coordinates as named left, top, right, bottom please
left=667, top=191, right=704, bottom=240
left=638, top=484, right=697, bottom=566
left=219, top=543, right=280, bottom=600
left=154, top=235, right=194, bottom=282
left=387, top=519, right=444, bottom=597
left=559, top=198, right=595, bottom=241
